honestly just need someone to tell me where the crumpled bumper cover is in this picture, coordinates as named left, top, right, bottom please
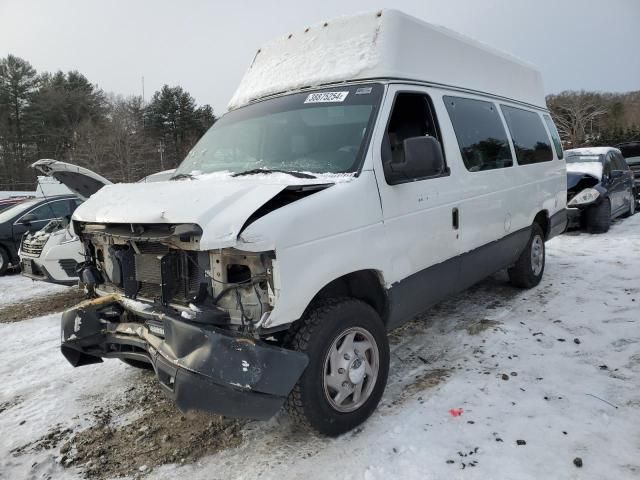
left=60, top=295, right=308, bottom=420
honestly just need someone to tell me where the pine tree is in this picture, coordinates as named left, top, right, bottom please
left=0, top=55, right=39, bottom=184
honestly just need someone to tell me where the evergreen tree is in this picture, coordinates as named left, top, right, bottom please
left=0, top=55, right=39, bottom=183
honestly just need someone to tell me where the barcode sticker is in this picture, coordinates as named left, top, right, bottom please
left=304, top=91, right=349, bottom=103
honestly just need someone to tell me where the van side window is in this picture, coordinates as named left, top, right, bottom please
left=542, top=114, right=564, bottom=159
left=501, top=106, right=553, bottom=165
left=382, top=92, right=445, bottom=183
left=443, top=96, right=513, bottom=172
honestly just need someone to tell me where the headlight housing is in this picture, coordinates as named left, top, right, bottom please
left=568, top=188, right=600, bottom=206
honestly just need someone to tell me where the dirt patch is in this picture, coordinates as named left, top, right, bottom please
left=0, top=395, right=22, bottom=415
left=0, top=288, right=86, bottom=323
left=55, top=376, right=245, bottom=479
left=391, top=369, right=450, bottom=407
left=11, top=424, right=73, bottom=455
left=462, top=319, right=502, bottom=336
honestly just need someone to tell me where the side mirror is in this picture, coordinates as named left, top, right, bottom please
left=20, top=213, right=37, bottom=225
left=386, top=136, right=446, bottom=183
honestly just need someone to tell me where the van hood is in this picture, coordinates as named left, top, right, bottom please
left=72, top=172, right=347, bottom=249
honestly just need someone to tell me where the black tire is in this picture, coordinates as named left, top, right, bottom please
left=285, top=298, right=389, bottom=436
left=508, top=223, right=545, bottom=289
left=0, top=247, right=9, bottom=276
left=585, top=199, right=611, bottom=233
left=120, top=358, right=154, bottom=370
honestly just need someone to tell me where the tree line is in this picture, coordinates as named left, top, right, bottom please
left=546, top=90, right=640, bottom=148
left=0, top=54, right=216, bottom=190
left=2, top=53, right=640, bottom=192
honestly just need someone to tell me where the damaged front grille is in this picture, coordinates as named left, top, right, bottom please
left=21, top=236, right=48, bottom=257
left=105, top=242, right=203, bottom=305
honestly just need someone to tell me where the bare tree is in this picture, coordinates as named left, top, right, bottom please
left=547, top=92, right=608, bottom=148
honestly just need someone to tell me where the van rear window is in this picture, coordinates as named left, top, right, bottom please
left=501, top=106, right=553, bottom=165
left=444, top=96, right=513, bottom=172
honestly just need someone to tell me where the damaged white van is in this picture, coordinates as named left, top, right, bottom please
left=61, top=10, right=566, bottom=435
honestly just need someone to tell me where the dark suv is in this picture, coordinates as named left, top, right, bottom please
left=565, top=147, right=635, bottom=233
left=0, top=195, right=80, bottom=275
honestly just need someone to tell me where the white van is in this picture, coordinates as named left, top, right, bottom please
left=60, top=10, right=566, bottom=436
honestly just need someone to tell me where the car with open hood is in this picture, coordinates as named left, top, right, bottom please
left=20, top=160, right=174, bottom=285
left=18, top=160, right=112, bottom=284
left=0, top=194, right=80, bottom=276
left=59, top=10, right=566, bottom=436
left=565, top=146, right=635, bottom=233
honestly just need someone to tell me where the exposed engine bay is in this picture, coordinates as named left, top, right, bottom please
left=74, top=221, right=275, bottom=334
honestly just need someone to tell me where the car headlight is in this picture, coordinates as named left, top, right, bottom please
left=568, top=188, right=600, bottom=206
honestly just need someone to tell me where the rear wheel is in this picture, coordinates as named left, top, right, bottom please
left=0, top=248, right=9, bottom=276
left=285, top=298, right=389, bottom=436
left=586, top=199, right=611, bottom=233
left=508, top=223, right=545, bottom=289
left=622, top=191, right=636, bottom=217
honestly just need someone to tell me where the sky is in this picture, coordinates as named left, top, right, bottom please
left=1, top=0, right=639, bottom=113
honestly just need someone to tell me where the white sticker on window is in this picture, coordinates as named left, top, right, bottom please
left=304, top=91, right=349, bottom=104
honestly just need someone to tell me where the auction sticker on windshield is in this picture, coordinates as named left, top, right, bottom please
left=304, top=91, right=349, bottom=103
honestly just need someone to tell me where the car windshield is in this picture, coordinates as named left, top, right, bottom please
left=566, top=154, right=603, bottom=164
left=174, top=84, right=383, bottom=177
left=0, top=199, right=39, bottom=223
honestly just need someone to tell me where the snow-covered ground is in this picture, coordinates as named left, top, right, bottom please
left=0, top=273, right=69, bottom=308
left=1, top=215, right=639, bottom=480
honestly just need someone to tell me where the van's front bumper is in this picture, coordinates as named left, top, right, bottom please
left=60, top=295, right=308, bottom=420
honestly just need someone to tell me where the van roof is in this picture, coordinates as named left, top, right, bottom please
left=228, top=9, right=546, bottom=110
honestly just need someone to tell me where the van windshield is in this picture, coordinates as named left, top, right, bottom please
left=174, top=84, right=383, bottom=177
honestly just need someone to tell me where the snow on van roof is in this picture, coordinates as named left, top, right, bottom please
left=228, top=9, right=546, bottom=110
left=566, top=147, right=621, bottom=156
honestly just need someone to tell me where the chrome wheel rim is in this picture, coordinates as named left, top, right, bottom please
left=323, top=327, right=379, bottom=413
left=530, top=234, right=544, bottom=276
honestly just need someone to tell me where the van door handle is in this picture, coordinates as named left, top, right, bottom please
left=452, top=208, right=459, bottom=230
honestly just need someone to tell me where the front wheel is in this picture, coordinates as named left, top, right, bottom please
left=508, top=223, right=545, bottom=289
left=285, top=298, right=389, bottom=436
left=622, top=191, right=636, bottom=217
left=0, top=248, right=9, bottom=276
left=586, top=198, right=611, bottom=233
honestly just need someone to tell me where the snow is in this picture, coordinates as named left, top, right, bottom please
left=228, top=12, right=382, bottom=110
left=228, top=10, right=546, bottom=110
left=566, top=147, right=621, bottom=156
left=0, top=274, right=69, bottom=308
left=567, top=162, right=604, bottom=180
left=1, top=214, right=640, bottom=479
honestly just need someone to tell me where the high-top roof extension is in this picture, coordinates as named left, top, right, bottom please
left=229, top=9, right=546, bottom=110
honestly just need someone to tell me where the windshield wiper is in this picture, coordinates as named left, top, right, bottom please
left=232, top=168, right=316, bottom=179
left=170, top=173, right=195, bottom=181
